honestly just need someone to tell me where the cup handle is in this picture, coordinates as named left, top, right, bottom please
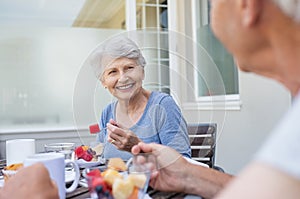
left=65, top=160, right=80, bottom=193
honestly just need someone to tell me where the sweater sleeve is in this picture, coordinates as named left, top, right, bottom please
left=151, top=95, right=191, bottom=158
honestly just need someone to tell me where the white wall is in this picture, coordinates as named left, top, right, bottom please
left=0, top=27, right=121, bottom=159
left=182, top=71, right=291, bottom=174
left=0, top=27, right=122, bottom=130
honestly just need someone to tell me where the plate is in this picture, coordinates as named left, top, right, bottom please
left=76, top=158, right=105, bottom=168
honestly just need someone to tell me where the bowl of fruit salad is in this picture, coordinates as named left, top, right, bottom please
left=83, top=158, right=148, bottom=199
left=74, top=143, right=105, bottom=168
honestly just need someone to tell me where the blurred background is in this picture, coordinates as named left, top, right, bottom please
left=0, top=0, right=291, bottom=174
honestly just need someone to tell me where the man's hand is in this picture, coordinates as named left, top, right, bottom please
left=0, top=163, right=59, bottom=199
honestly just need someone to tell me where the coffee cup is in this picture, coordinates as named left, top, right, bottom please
left=6, top=139, right=35, bottom=165
left=24, top=153, right=80, bottom=199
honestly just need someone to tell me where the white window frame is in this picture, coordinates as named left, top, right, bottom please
left=127, top=0, right=170, bottom=93
left=126, top=0, right=137, bottom=30
left=172, top=0, right=242, bottom=110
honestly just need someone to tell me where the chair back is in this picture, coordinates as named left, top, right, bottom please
left=188, top=123, right=217, bottom=168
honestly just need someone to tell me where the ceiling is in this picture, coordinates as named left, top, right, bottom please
left=0, top=0, right=124, bottom=28
left=72, top=0, right=125, bottom=28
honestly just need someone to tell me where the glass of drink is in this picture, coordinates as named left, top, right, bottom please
left=44, top=142, right=75, bottom=159
left=127, top=153, right=158, bottom=197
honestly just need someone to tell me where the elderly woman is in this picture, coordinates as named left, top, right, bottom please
left=91, top=36, right=191, bottom=161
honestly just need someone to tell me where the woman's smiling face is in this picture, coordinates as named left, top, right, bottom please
left=101, top=56, right=145, bottom=101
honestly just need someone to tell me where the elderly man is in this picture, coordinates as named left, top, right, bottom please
left=132, top=0, right=300, bottom=199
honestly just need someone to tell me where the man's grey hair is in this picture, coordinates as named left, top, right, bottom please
left=90, top=36, right=146, bottom=80
left=272, top=0, right=300, bottom=22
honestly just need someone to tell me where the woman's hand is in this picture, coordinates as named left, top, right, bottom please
left=107, top=119, right=142, bottom=152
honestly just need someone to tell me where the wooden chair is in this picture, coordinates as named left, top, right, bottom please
left=188, top=123, right=223, bottom=171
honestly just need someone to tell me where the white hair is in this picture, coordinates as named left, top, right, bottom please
left=89, top=36, right=146, bottom=79
left=272, top=0, right=300, bottom=22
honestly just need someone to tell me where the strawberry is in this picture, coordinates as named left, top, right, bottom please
left=92, top=178, right=107, bottom=190
left=82, top=151, right=93, bottom=161
left=74, top=146, right=85, bottom=158
left=87, top=169, right=101, bottom=177
left=75, top=145, right=96, bottom=161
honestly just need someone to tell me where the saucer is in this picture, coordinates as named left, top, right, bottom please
left=76, top=157, right=105, bottom=168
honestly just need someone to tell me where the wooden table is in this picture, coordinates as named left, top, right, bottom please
left=66, top=186, right=90, bottom=199
left=0, top=159, right=192, bottom=199
left=66, top=186, right=187, bottom=199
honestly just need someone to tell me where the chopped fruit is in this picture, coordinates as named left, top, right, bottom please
left=87, top=169, right=101, bottom=177
left=112, top=178, right=134, bottom=199
left=86, top=169, right=111, bottom=198
left=107, top=157, right=127, bottom=171
left=4, top=163, right=23, bottom=171
left=102, top=168, right=122, bottom=187
left=2, top=163, right=23, bottom=182
left=82, top=145, right=89, bottom=151
left=84, top=158, right=148, bottom=199
left=87, top=148, right=96, bottom=155
left=92, top=143, right=104, bottom=156
left=128, top=187, right=139, bottom=199
left=74, top=145, right=97, bottom=162
left=127, top=173, right=147, bottom=189
left=92, top=178, right=108, bottom=192
left=74, top=146, right=85, bottom=158
left=82, top=152, right=93, bottom=161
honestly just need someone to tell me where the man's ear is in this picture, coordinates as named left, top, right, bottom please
left=240, top=0, right=262, bottom=26
left=101, top=80, right=107, bottom=88
left=142, top=69, right=145, bottom=80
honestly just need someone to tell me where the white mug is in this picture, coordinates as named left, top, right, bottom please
left=6, top=139, right=35, bottom=165
left=24, top=153, right=80, bottom=199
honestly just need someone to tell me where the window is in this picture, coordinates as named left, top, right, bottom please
left=195, top=1, right=239, bottom=98
left=192, top=0, right=240, bottom=108
left=135, top=0, right=169, bottom=93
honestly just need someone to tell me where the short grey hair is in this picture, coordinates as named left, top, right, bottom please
left=272, top=0, right=300, bottom=22
left=90, top=36, right=146, bottom=79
